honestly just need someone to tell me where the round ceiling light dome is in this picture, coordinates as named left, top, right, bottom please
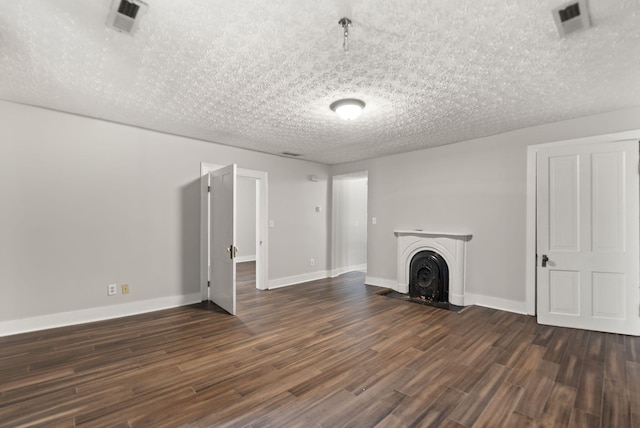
left=330, top=98, right=365, bottom=120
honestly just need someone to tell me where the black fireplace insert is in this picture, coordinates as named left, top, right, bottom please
left=409, top=250, right=449, bottom=305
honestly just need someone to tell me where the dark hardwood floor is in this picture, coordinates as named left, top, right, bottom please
left=1, top=262, right=639, bottom=427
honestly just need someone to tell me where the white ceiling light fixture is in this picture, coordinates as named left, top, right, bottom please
left=330, top=98, right=366, bottom=120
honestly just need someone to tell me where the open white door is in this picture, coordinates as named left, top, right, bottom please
left=210, top=164, right=237, bottom=315
left=537, top=140, right=639, bottom=334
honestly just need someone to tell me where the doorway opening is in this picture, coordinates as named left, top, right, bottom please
left=331, top=171, right=368, bottom=277
left=200, top=163, right=268, bottom=302
left=235, top=176, right=259, bottom=291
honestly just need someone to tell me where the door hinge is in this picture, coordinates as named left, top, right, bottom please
left=208, top=186, right=211, bottom=192
left=207, top=280, right=210, bottom=287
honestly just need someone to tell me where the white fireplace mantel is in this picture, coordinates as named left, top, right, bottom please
left=394, top=230, right=472, bottom=240
left=395, top=230, right=472, bottom=306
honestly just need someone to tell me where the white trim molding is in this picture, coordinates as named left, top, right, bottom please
left=465, top=292, right=527, bottom=315
left=268, top=271, right=330, bottom=289
left=0, top=293, right=202, bottom=337
left=365, top=276, right=398, bottom=290
left=331, top=264, right=367, bottom=278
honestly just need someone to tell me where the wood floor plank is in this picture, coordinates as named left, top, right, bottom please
left=537, top=383, right=577, bottom=427
left=556, top=329, right=589, bottom=388
left=409, top=387, right=466, bottom=427
left=587, top=331, right=607, bottom=362
left=505, top=343, right=547, bottom=387
left=569, top=408, right=601, bottom=428
left=448, top=363, right=511, bottom=426
left=496, top=332, right=536, bottom=368
left=0, top=263, right=638, bottom=427
left=625, top=335, right=640, bottom=362
left=451, top=367, right=486, bottom=394
left=557, top=351, right=583, bottom=389
left=342, top=390, right=408, bottom=428
left=472, top=381, right=524, bottom=427
left=532, top=325, right=557, bottom=347
left=574, top=358, right=604, bottom=417
left=627, top=361, right=640, bottom=412
left=513, top=365, right=558, bottom=419
left=373, top=413, right=409, bottom=428
left=601, top=377, right=631, bottom=428
left=506, top=412, right=538, bottom=427
left=392, top=362, right=468, bottom=423
left=542, top=327, right=571, bottom=364
left=604, top=333, right=628, bottom=384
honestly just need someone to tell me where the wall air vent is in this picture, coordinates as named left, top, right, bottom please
left=107, top=0, right=148, bottom=35
left=552, top=0, right=591, bottom=38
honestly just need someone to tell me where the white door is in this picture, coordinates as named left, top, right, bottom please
left=537, top=140, right=639, bottom=335
left=210, top=164, right=237, bottom=315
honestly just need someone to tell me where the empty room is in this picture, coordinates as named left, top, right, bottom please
left=1, top=0, right=640, bottom=426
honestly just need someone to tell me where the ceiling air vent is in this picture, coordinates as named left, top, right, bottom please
left=552, top=0, right=591, bottom=37
left=107, top=0, right=148, bottom=35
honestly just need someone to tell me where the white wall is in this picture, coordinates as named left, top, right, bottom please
left=0, top=100, right=330, bottom=333
left=266, top=166, right=330, bottom=288
left=236, top=176, right=256, bottom=262
left=331, top=107, right=640, bottom=313
left=332, top=173, right=367, bottom=275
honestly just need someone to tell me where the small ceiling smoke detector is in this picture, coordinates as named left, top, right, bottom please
left=552, top=0, right=591, bottom=38
left=107, top=0, right=148, bottom=35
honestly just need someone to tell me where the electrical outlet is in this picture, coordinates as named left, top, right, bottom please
left=108, top=284, right=117, bottom=296
left=310, top=258, right=315, bottom=267
left=372, top=217, right=377, bottom=225
left=121, top=284, right=129, bottom=295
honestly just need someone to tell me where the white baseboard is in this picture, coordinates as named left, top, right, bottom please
left=365, top=276, right=398, bottom=291
left=0, top=292, right=202, bottom=337
left=358, top=278, right=527, bottom=315
left=331, top=264, right=367, bottom=277
left=464, top=292, right=527, bottom=315
left=268, top=270, right=330, bottom=289
left=236, top=255, right=257, bottom=263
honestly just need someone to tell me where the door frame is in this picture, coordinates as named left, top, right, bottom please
left=330, top=171, right=368, bottom=277
left=525, top=129, right=640, bottom=316
left=200, top=162, right=269, bottom=301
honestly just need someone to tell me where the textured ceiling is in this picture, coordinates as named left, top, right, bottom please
left=1, top=0, right=639, bottom=165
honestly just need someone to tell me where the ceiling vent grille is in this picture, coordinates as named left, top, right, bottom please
left=552, top=0, right=591, bottom=37
left=107, top=0, right=148, bottom=35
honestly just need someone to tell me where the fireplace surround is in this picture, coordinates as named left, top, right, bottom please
left=395, top=230, right=472, bottom=306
